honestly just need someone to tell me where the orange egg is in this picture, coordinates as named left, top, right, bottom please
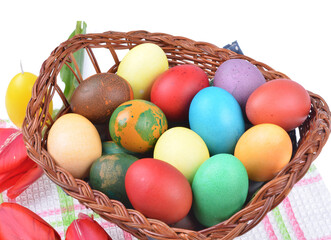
left=234, top=123, right=292, bottom=182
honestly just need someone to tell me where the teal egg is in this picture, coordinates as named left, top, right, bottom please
left=102, top=141, right=135, bottom=155
left=189, top=86, right=245, bottom=155
left=192, top=154, right=248, bottom=227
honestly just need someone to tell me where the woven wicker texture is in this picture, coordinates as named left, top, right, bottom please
left=22, top=30, right=331, bottom=240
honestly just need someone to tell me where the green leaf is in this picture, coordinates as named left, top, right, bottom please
left=60, top=21, right=87, bottom=102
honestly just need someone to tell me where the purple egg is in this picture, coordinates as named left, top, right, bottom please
left=213, top=59, right=266, bottom=110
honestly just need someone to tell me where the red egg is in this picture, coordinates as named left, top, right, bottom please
left=150, top=64, right=209, bottom=122
left=246, top=79, right=311, bottom=131
left=125, top=158, right=192, bottom=224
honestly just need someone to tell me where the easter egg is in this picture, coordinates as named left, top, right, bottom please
left=47, top=113, right=102, bottom=179
left=125, top=158, right=192, bottom=224
left=109, top=100, right=168, bottom=153
left=89, top=153, right=138, bottom=207
left=234, top=123, right=292, bottom=182
left=154, top=127, right=210, bottom=183
left=189, top=87, right=245, bottom=155
left=213, top=59, right=266, bottom=110
left=117, top=43, right=169, bottom=100
left=102, top=141, right=135, bottom=155
left=246, top=79, right=311, bottom=131
left=70, top=73, right=133, bottom=124
left=102, top=141, right=147, bottom=159
left=150, top=64, right=209, bottom=122
left=192, top=154, right=248, bottom=227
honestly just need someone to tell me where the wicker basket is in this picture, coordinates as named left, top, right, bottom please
left=22, top=30, right=331, bottom=240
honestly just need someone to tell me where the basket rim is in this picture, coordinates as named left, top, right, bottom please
left=22, top=30, right=331, bottom=240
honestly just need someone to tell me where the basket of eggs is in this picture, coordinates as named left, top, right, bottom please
left=22, top=30, right=330, bottom=239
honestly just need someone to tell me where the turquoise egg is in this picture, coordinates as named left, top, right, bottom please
left=189, top=86, right=245, bottom=155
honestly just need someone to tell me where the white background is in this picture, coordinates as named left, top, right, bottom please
left=0, top=0, right=330, bottom=192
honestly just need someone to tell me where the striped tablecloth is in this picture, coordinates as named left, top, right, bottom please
left=1, top=120, right=331, bottom=240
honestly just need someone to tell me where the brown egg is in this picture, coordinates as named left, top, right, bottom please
left=71, top=73, right=133, bottom=124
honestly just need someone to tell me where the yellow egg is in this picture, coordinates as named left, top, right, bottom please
left=47, top=113, right=102, bottom=179
left=154, top=127, right=210, bottom=183
left=117, top=43, right=168, bottom=100
left=234, top=123, right=292, bottom=182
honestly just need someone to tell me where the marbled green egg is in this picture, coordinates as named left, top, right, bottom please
left=89, top=153, right=138, bottom=207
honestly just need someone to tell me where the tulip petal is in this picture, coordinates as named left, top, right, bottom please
left=78, top=212, right=93, bottom=220
left=7, top=164, right=44, bottom=199
left=73, top=218, right=86, bottom=240
left=0, top=129, right=28, bottom=174
left=0, top=156, right=35, bottom=180
left=0, top=202, right=61, bottom=240
left=0, top=128, right=18, bottom=144
left=0, top=157, right=35, bottom=193
left=0, top=172, right=24, bottom=193
left=66, top=213, right=112, bottom=240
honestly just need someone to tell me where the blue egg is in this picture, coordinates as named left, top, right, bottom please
left=189, top=86, right=245, bottom=155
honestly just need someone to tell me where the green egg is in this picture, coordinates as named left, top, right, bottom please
left=102, top=141, right=135, bottom=155
left=192, top=154, right=248, bottom=227
left=102, top=141, right=152, bottom=159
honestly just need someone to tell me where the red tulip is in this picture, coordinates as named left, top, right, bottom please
left=0, top=128, right=43, bottom=199
left=0, top=202, right=61, bottom=240
left=66, top=213, right=112, bottom=240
